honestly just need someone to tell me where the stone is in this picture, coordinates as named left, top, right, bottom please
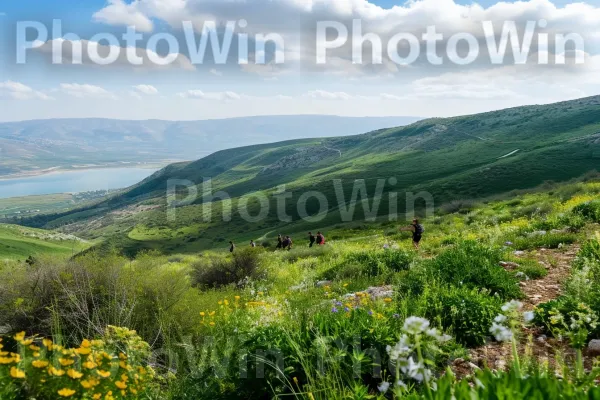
left=514, top=251, right=526, bottom=256
left=316, top=280, right=332, bottom=287
left=536, top=335, right=547, bottom=342
left=500, top=261, right=520, bottom=270
left=588, top=339, right=600, bottom=356
left=468, top=362, right=480, bottom=370
left=526, top=231, right=547, bottom=238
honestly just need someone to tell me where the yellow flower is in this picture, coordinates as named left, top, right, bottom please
left=57, top=388, right=76, bottom=397
left=32, top=360, right=49, bottom=368
left=76, top=347, right=92, bottom=355
left=20, top=339, right=33, bottom=346
left=293, top=377, right=299, bottom=385
left=218, top=301, right=223, bottom=305
left=81, top=379, right=99, bottom=389
left=48, top=367, right=65, bottom=376
left=43, top=338, right=53, bottom=349
left=97, top=370, right=111, bottom=378
left=200, top=312, right=205, bottom=317
left=115, top=380, right=128, bottom=389
left=234, top=296, right=241, bottom=301
left=60, top=358, right=75, bottom=366
left=383, top=298, right=393, bottom=303
left=0, top=356, right=15, bottom=364
left=14, top=332, right=25, bottom=342
left=92, top=394, right=102, bottom=400
left=84, top=360, right=98, bottom=369
left=224, top=300, right=229, bottom=306
left=209, top=322, right=215, bottom=327
left=68, top=369, right=83, bottom=379
left=81, top=339, right=92, bottom=348
left=29, top=344, right=40, bottom=351
left=209, top=311, right=216, bottom=317
left=343, top=283, right=349, bottom=287
left=10, top=366, right=26, bottom=379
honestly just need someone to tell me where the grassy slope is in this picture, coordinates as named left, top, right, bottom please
left=0, top=224, right=89, bottom=260
left=16, top=95, right=600, bottom=256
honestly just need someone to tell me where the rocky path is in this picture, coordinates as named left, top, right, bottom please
left=453, top=243, right=581, bottom=376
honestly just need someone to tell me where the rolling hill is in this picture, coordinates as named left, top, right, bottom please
left=0, top=224, right=88, bottom=261
left=15, top=95, right=600, bottom=256
left=0, top=115, right=420, bottom=177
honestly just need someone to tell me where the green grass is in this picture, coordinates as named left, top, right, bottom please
left=0, top=224, right=89, bottom=260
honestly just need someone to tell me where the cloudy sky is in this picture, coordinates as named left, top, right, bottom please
left=0, top=0, right=599, bottom=122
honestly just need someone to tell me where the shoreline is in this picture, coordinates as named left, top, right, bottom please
left=0, top=161, right=183, bottom=181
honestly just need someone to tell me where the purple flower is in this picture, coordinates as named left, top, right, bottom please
left=335, top=301, right=343, bottom=307
left=332, top=307, right=338, bottom=313
left=368, top=310, right=373, bottom=316
left=344, top=307, right=350, bottom=312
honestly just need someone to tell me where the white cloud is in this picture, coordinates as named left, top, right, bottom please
left=93, top=0, right=154, bottom=32
left=177, top=90, right=243, bottom=101
left=133, top=84, right=159, bottom=95
left=34, top=39, right=195, bottom=71
left=0, top=81, right=51, bottom=100
left=60, top=83, right=117, bottom=99
left=209, top=69, right=223, bottom=76
left=304, top=90, right=353, bottom=100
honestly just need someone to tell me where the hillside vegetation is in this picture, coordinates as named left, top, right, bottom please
left=17, top=95, right=600, bottom=256
left=1, top=178, right=600, bottom=399
left=0, top=224, right=88, bottom=261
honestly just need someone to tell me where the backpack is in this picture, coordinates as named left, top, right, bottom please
left=414, top=224, right=424, bottom=235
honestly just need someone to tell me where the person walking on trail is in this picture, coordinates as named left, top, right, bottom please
left=308, top=232, right=316, bottom=247
left=399, top=219, right=424, bottom=249
left=250, top=240, right=256, bottom=248
left=276, top=234, right=283, bottom=249
left=316, top=231, right=325, bottom=246
left=229, top=241, right=236, bottom=253
left=282, top=235, right=293, bottom=250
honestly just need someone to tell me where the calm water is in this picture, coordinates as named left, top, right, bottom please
left=0, top=168, right=159, bottom=199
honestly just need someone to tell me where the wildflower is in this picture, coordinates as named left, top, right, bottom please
left=293, top=376, right=299, bottom=386
left=68, top=369, right=83, bottom=379
left=490, top=322, right=513, bottom=342
left=97, top=370, right=111, bottom=378
left=387, top=335, right=411, bottom=361
left=399, top=357, right=429, bottom=382
left=494, top=315, right=507, bottom=323
left=524, top=311, right=535, bottom=323
left=343, top=283, right=349, bottom=288
left=14, top=331, right=25, bottom=342
left=10, top=366, right=25, bottom=379
left=384, top=298, right=393, bottom=303
left=224, top=300, right=229, bottom=306
left=403, top=317, right=430, bottom=335
left=344, top=307, right=350, bottom=312
left=501, top=300, right=523, bottom=313
left=48, top=367, right=65, bottom=376
left=43, top=338, right=53, bottom=349
left=396, top=380, right=408, bottom=389
left=115, top=380, right=128, bottom=389
left=81, top=379, right=98, bottom=389
left=200, top=312, right=205, bottom=317
left=57, top=388, right=76, bottom=397
left=32, top=360, right=49, bottom=368
left=0, top=356, right=15, bottom=364
left=81, top=339, right=92, bottom=348
left=60, top=358, right=75, bottom=366
left=209, top=322, right=216, bottom=326
left=331, top=307, right=338, bottom=313
left=378, top=381, right=390, bottom=393
left=234, top=296, right=241, bottom=301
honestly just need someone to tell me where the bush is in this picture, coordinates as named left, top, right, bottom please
left=510, top=232, right=578, bottom=250
left=427, top=241, right=522, bottom=299
left=319, top=249, right=414, bottom=280
left=421, top=286, right=502, bottom=347
left=191, top=248, right=265, bottom=288
left=573, top=200, right=600, bottom=223
left=574, top=236, right=600, bottom=269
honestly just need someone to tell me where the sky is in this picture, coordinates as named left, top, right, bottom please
left=0, top=0, right=599, bottom=121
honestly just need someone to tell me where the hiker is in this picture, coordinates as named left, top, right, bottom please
left=308, top=232, right=316, bottom=247
left=229, top=241, right=235, bottom=253
left=316, top=231, right=325, bottom=246
left=276, top=234, right=283, bottom=249
left=282, top=235, right=293, bottom=250
left=399, top=219, right=424, bottom=249
left=250, top=240, right=256, bottom=248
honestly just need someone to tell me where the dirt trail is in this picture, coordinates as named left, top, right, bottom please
left=452, top=243, right=581, bottom=376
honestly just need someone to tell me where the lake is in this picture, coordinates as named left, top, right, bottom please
left=0, top=168, right=159, bottom=199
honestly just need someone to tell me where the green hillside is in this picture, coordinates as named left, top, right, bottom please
left=0, top=224, right=89, bottom=260
left=17, top=95, right=600, bottom=256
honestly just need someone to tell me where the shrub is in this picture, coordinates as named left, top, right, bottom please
left=573, top=200, right=600, bottom=223
left=421, top=286, right=502, bottom=347
left=191, top=248, right=265, bottom=288
left=427, top=241, right=521, bottom=299
left=574, top=236, right=600, bottom=269
left=319, top=249, right=413, bottom=280
left=510, top=232, right=578, bottom=250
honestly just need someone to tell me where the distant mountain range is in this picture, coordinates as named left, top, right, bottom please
left=17, top=95, right=600, bottom=256
left=0, top=115, right=421, bottom=177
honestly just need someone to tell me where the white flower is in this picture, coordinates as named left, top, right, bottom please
left=523, top=311, right=535, bottom=323
left=501, top=300, right=523, bottom=313
left=400, top=357, right=427, bottom=382
left=490, top=322, right=513, bottom=342
left=396, top=380, right=408, bottom=389
left=378, top=381, right=390, bottom=393
left=387, top=335, right=412, bottom=361
left=494, top=315, right=507, bottom=323
left=426, top=328, right=452, bottom=343
left=403, top=317, right=430, bottom=335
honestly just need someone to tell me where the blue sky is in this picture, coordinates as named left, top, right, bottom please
left=0, top=0, right=599, bottom=121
